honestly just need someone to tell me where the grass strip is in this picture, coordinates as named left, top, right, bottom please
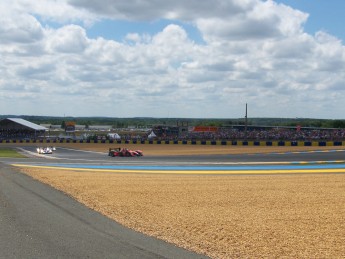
left=0, top=148, right=26, bottom=158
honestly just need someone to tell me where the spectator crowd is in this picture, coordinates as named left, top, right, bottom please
left=0, top=129, right=38, bottom=140
left=149, top=128, right=345, bottom=141
left=2, top=127, right=345, bottom=142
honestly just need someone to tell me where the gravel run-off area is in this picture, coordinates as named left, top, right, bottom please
left=18, top=144, right=345, bottom=258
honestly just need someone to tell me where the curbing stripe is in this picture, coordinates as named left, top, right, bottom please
left=1, top=139, right=345, bottom=146
left=11, top=163, right=345, bottom=175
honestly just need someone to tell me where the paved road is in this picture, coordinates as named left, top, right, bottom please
left=6, top=146, right=345, bottom=166
left=1, top=146, right=345, bottom=258
left=0, top=163, right=208, bottom=259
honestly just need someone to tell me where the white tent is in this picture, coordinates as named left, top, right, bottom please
left=107, top=133, right=121, bottom=140
left=148, top=131, right=156, bottom=139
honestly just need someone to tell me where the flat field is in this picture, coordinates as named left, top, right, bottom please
left=19, top=144, right=345, bottom=258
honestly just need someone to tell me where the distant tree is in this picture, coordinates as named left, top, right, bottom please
left=61, top=121, right=66, bottom=129
left=115, top=122, right=125, bottom=128
left=311, top=120, right=322, bottom=128
left=83, top=120, right=91, bottom=129
left=332, top=120, right=345, bottom=128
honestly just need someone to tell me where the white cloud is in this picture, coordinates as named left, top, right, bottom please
left=46, top=25, right=88, bottom=53
left=2, top=0, right=96, bottom=25
left=0, top=11, right=43, bottom=44
left=125, top=33, right=141, bottom=43
left=67, top=0, right=250, bottom=21
left=0, top=0, right=344, bottom=118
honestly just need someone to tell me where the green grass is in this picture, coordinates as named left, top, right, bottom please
left=0, top=148, right=26, bottom=158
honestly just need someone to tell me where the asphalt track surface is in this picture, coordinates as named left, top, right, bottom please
left=1, top=146, right=345, bottom=258
left=8, top=146, right=345, bottom=174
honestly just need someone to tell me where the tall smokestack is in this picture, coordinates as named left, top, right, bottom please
left=245, top=103, right=248, bottom=140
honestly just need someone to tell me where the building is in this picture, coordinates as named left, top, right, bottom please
left=0, top=118, right=47, bottom=139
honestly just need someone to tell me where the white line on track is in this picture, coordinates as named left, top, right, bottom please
left=10, top=159, right=345, bottom=167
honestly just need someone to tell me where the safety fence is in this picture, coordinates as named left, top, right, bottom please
left=1, top=139, right=345, bottom=146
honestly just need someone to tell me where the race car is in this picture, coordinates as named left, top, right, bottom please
left=108, top=147, right=143, bottom=157
left=37, top=147, right=53, bottom=154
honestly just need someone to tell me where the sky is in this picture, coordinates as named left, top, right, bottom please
left=0, top=0, right=344, bottom=119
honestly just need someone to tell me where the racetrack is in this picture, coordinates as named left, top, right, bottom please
left=1, top=145, right=345, bottom=258
left=9, top=145, right=345, bottom=174
left=0, top=164, right=205, bottom=259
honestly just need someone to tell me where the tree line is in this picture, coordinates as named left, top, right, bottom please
left=1, top=115, right=345, bottom=129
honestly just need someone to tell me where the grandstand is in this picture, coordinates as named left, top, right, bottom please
left=0, top=118, right=47, bottom=140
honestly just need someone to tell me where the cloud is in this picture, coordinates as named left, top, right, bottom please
left=0, top=11, right=43, bottom=44
left=0, top=0, right=344, bottom=118
left=46, top=25, right=88, bottom=53
left=67, top=0, right=249, bottom=21
left=2, top=0, right=96, bottom=25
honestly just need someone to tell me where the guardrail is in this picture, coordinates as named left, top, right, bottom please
left=1, top=139, right=344, bottom=146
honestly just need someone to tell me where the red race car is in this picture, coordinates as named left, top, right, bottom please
left=108, top=147, right=143, bottom=157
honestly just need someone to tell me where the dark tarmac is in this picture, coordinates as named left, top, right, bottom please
left=0, top=164, right=208, bottom=259
left=1, top=146, right=345, bottom=258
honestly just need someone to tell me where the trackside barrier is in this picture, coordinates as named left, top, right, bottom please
left=1, top=139, right=345, bottom=146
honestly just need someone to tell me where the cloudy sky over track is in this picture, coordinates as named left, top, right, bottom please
left=1, top=0, right=344, bottom=119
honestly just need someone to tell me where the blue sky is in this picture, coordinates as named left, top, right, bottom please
left=0, top=0, right=344, bottom=119
left=275, top=0, right=345, bottom=42
left=84, top=0, right=345, bottom=45
left=79, top=1, right=345, bottom=44
left=87, top=19, right=205, bottom=44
